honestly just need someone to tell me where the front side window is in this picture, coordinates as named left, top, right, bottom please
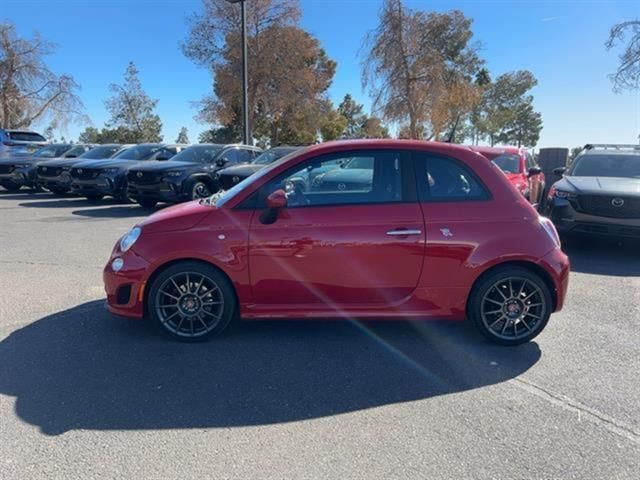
left=262, top=150, right=403, bottom=208
left=415, top=153, right=489, bottom=201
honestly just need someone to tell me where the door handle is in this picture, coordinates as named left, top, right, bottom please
left=386, top=229, right=422, bottom=236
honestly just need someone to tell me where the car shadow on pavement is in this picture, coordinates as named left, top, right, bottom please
left=71, top=205, right=160, bottom=218
left=0, top=301, right=540, bottom=436
left=563, top=236, right=640, bottom=276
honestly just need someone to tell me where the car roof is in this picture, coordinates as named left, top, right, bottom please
left=302, top=139, right=483, bottom=156
left=580, top=148, right=640, bottom=157
left=469, top=145, right=521, bottom=155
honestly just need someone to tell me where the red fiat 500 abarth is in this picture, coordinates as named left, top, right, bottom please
left=104, top=140, right=569, bottom=345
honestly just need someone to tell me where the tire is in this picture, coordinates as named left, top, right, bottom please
left=467, top=266, right=552, bottom=346
left=1, top=181, right=21, bottom=192
left=147, top=261, right=237, bottom=342
left=138, top=199, right=157, bottom=209
left=49, top=187, right=69, bottom=195
left=190, top=180, right=212, bottom=200
left=84, top=194, right=104, bottom=201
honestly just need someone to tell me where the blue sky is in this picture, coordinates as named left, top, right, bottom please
left=3, top=0, right=639, bottom=149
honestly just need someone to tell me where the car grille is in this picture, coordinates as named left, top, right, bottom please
left=576, top=195, right=640, bottom=219
left=38, top=166, right=62, bottom=177
left=128, top=170, right=160, bottom=185
left=0, top=165, right=14, bottom=174
left=71, top=168, right=100, bottom=180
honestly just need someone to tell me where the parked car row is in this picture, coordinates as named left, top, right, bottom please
left=0, top=141, right=303, bottom=206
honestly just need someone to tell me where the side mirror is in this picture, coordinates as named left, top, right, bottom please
left=266, top=189, right=287, bottom=209
left=553, top=167, right=566, bottom=176
left=527, top=166, right=542, bottom=176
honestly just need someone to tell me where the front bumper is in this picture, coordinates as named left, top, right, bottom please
left=71, top=175, right=123, bottom=197
left=103, top=248, right=150, bottom=319
left=128, top=181, right=185, bottom=203
left=39, top=172, right=73, bottom=190
left=549, top=198, right=640, bottom=239
left=0, top=166, right=37, bottom=186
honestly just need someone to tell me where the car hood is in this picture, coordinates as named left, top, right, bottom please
left=0, top=155, right=49, bottom=166
left=218, top=163, right=263, bottom=177
left=129, top=160, right=198, bottom=172
left=559, top=176, right=640, bottom=196
left=71, top=159, right=140, bottom=170
left=139, top=200, right=212, bottom=234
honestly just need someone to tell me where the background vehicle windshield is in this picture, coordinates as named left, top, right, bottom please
left=491, top=154, right=520, bottom=174
left=569, top=153, right=640, bottom=178
left=78, top=145, right=121, bottom=159
left=63, top=145, right=88, bottom=158
left=114, top=145, right=163, bottom=161
left=7, top=131, right=46, bottom=142
left=254, top=147, right=298, bottom=165
left=169, top=145, right=224, bottom=163
left=34, top=144, right=72, bottom=158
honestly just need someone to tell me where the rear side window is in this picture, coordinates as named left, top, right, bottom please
left=414, top=153, right=489, bottom=202
left=7, top=132, right=46, bottom=142
left=237, top=149, right=253, bottom=163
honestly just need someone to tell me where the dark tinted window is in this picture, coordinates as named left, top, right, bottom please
left=168, top=145, right=223, bottom=163
left=492, top=154, right=520, bottom=174
left=222, top=149, right=238, bottom=163
left=415, top=154, right=489, bottom=201
left=62, top=145, right=88, bottom=158
left=237, top=149, right=253, bottom=163
left=7, top=131, right=47, bottom=142
left=79, top=145, right=121, bottom=159
left=114, top=145, right=163, bottom=161
left=263, top=150, right=403, bottom=208
left=34, top=144, right=72, bottom=158
left=569, top=154, right=640, bottom=178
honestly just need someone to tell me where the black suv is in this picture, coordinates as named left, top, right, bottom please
left=127, top=144, right=262, bottom=208
left=37, top=144, right=125, bottom=195
left=545, top=144, right=640, bottom=238
left=69, top=144, right=185, bottom=201
left=214, top=146, right=302, bottom=191
left=0, top=144, right=85, bottom=191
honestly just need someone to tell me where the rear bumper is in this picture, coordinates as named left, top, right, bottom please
left=549, top=200, right=640, bottom=239
left=539, top=247, right=570, bottom=312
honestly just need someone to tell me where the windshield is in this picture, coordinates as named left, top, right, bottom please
left=114, top=145, right=163, bottom=161
left=170, top=145, right=223, bottom=163
left=34, top=144, right=72, bottom=158
left=79, top=145, right=121, bottom=159
left=491, top=154, right=520, bottom=174
left=211, top=147, right=307, bottom=207
left=569, top=153, right=640, bottom=178
left=254, top=147, right=298, bottom=165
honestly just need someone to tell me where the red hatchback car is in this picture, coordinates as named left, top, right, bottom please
left=104, top=140, right=569, bottom=346
left=471, top=146, right=546, bottom=207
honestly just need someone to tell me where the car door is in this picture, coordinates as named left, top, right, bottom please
left=247, top=149, right=425, bottom=307
left=413, top=151, right=495, bottom=294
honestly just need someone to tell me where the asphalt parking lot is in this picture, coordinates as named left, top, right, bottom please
left=0, top=189, right=638, bottom=480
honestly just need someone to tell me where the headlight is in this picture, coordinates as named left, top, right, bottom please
left=164, top=171, right=183, bottom=177
left=548, top=186, right=575, bottom=200
left=102, top=168, right=120, bottom=174
left=119, top=227, right=141, bottom=252
left=539, top=217, right=560, bottom=247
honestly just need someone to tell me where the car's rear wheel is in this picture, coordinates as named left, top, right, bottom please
left=191, top=181, right=211, bottom=200
left=468, top=266, right=552, bottom=346
left=1, top=181, right=22, bottom=192
left=147, top=261, right=236, bottom=342
left=138, top=199, right=157, bottom=209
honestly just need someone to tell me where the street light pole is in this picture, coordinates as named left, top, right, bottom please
left=226, top=0, right=251, bottom=145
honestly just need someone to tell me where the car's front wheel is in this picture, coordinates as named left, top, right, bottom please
left=1, top=181, right=22, bottom=192
left=147, top=261, right=237, bottom=342
left=190, top=181, right=212, bottom=200
left=468, top=266, right=552, bottom=346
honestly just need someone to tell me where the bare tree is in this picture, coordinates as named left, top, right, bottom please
left=361, top=0, right=482, bottom=139
left=606, top=20, right=640, bottom=92
left=0, top=22, right=84, bottom=129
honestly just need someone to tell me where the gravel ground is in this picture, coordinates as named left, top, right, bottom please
left=0, top=189, right=638, bottom=480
